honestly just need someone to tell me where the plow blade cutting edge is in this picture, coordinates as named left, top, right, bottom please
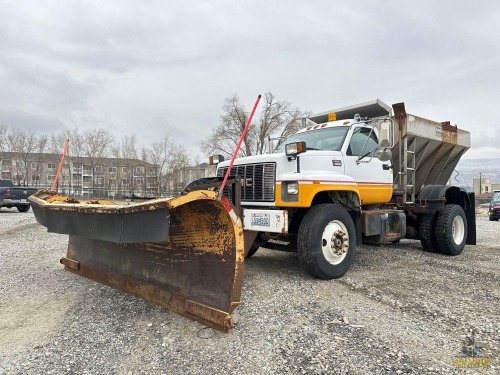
left=29, top=189, right=244, bottom=332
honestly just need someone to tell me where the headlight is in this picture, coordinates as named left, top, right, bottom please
left=285, top=141, right=306, bottom=157
left=287, top=182, right=299, bottom=195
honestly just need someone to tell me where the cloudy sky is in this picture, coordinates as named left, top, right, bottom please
left=1, top=0, right=499, bottom=160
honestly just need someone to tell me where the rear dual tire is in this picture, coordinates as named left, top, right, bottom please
left=419, top=214, right=439, bottom=253
left=419, top=204, right=467, bottom=256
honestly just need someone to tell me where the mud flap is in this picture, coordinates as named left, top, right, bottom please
left=30, top=190, right=244, bottom=332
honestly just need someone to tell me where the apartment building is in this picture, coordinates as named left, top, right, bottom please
left=0, top=152, right=161, bottom=199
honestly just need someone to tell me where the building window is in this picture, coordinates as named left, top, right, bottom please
left=94, top=165, right=102, bottom=172
left=31, top=162, right=37, bottom=169
left=109, top=167, right=116, bottom=173
left=83, top=165, right=92, bottom=173
left=47, top=163, right=56, bottom=170
left=1, top=160, right=12, bottom=168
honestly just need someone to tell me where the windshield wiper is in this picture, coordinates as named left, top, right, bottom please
left=357, top=147, right=378, bottom=162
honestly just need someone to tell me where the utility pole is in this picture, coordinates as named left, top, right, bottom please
left=479, top=172, right=482, bottom=195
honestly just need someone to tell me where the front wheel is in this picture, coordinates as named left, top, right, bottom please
left=17, top=205, right=30, bottom=213
left=435, top=204, right=467, bottom=256
left=297, top=204, right=356, bottom=280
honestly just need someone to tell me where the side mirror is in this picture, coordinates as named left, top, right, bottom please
left=377, top=148, right=392, bottom=162
left=378, top=119, right=394, bottom=148
left=376, top=119, right=394, bottom=161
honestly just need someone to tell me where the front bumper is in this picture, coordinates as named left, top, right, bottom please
left=2, top=198, right=30, bottom=205
left=489, top=209, right=500, bottom=219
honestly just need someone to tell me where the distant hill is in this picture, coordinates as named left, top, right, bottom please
left=453, top=158, right=500, bottom=191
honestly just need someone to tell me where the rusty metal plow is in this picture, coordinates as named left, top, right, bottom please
left=29, top=189, right=244, bottom=332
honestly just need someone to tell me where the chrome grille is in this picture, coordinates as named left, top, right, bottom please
left=217, top=163, right=276, bottom=202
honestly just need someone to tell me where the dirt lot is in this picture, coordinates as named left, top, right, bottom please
left=0, top=208, right=498, bottom=374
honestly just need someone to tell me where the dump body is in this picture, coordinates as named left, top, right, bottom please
left=391, top=105, right=471, bottom=199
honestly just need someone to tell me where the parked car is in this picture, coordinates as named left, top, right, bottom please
left=489, top=190, right=500, bottom=221
left=0, top=179, right=38, bottom=212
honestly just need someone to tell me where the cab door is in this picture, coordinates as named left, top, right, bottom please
left=342, top=126, right=393, bottom=205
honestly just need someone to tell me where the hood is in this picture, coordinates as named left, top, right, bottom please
left=218, top=153, right=283, bottom=168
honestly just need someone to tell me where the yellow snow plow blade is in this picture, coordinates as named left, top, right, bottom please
left=29, top=189, right=244, bottom=332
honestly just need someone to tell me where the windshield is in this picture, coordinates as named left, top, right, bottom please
left=274, top=127, right=349, bottom=153
left=492, top=192, right=500, bottom=204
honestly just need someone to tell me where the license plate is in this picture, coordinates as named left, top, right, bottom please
left=251, top=213, right=270, bottom=227
left=20, top=199, right=27, bottom=203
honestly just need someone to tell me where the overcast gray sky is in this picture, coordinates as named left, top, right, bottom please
left=1, top=0, right=499, bottom=160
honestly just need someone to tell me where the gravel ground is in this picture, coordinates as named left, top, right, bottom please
left=0, top=208, right=498, bottom=374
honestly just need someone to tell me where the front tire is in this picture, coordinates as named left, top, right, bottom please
left=297, top=204, right=356, bottom=280
left=17, top=205, right=30, bottom=213
left=435, top=204, right=467, bottom=256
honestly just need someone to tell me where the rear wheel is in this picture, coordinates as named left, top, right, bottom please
left=297, top=204, right=355, bottom=280
left=17, top=205, right=30, bottom=213
left=489, top=216, right=497, bottom=222
left=419, top=213, right=439, bottom=252
left=435, top=204, right=467, bottom=256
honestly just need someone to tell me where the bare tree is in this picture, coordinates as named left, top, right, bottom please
left=255, top=92, right=310, bottom=154
left=0, top=124, right=9, bottom=153
left=201, top=92, right=309, bottom=157
left=8, top=128, right=37, bottom=186
left=201, top=94, right=253, bottom=158
left=147, top=135, right=190, bottom=194
left=117, top=135, right=138, bottom=160
left=31, top=135, right=48, bottom=188
left=166, top=148, right=191, bottom=193
left=82, top=129, right=113, bottom=196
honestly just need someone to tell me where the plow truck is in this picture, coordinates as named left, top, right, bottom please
left=29, top=99, right=475, bottom=331
left=210, top=100, right=476, bottom=279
